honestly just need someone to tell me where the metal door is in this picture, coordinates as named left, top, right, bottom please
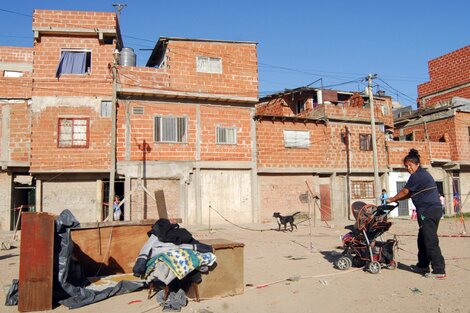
left=396, top=181, right=409, bottom=216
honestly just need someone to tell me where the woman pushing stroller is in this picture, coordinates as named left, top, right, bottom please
left=387, top=149, right=446, bottom=280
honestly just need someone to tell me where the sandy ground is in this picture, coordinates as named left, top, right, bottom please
left=1, top=216, right=470, bottom=313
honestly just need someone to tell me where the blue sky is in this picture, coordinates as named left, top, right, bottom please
left=1, top=1, right=469, bottom=108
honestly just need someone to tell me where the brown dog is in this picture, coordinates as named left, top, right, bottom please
left=273, top=211, right=301, bottom=231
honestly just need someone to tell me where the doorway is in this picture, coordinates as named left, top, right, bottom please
left=11, top=186, right=36, bottom=231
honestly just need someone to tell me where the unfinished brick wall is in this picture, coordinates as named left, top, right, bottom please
left=117, top=101, right=254, bottom=162
left=32, top=10, right=117, bottom=97
left=29, top=10, right=118, bottom=171
left=256, top=120, right=388, bottom=170
left=418, top=45, right=470, bottom=107
left=0, top=46, right=33, bottom=99
left=392, top=113, right=470, bottom=162
left=8, top=102, right=31, bottom=163
left=199, top=105, right=253, bottom=161
left=165, top=40, right=258, bottom=98
left=30, top=106, right=112, bottom=171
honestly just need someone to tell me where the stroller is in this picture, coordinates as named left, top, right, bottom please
left=334, top=201, right=398, bottom=274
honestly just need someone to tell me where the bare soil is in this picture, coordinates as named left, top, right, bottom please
left=1, top=216, right=469, bottom=313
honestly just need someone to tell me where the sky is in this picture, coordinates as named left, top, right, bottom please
left=1, top=1, right=469, bottom=108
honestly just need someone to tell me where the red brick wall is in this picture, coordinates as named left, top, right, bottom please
left=418, top=45, right=470, bottom=107
left=32, top=10, right=117, bottom=97
left=386, top=141, right=430, bottom=168
left=30, top=106, right=111, bottom=171
left=33, top=10, right=117, bottom=30
left=199, top=105, right=252, bottom=161
left=391, top=114, right=470, bottom=162
left=118, top=101, right=197, bottom=161
left=117, top=101, right=254, bottom=162
left=0, top=46, right=33, bottom=63
left=256, top=120, right=388, bottom=170
left=9, top=102, right=31, bottom=163
left=165, top=40, right=258, bottom=98
left=0, top=46, right=33, bottom=99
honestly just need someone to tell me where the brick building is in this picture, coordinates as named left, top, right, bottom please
left=255, top=87, right=394, bottom=221
left=391, top=45, right=470, bottom=215
left=1, top=9, right=468, bottom=230
left=0, top=46, right=33, bottom=229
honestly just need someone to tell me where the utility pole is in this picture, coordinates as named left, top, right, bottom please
left=112, top=3, right=127, bottom=21
left=367, top=74, right=381, bottom=205
left=108, top=50, right=119, bottom=222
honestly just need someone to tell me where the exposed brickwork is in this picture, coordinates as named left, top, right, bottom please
left=30, top=106, right=112, bottom=171
left=9, top=102, right=31, bottom=162
left=418, top=45, right=470, bottom=107
left=0, top=46, right=33, bottom=63
left=256, top=119, right=388, bottom=170
left=29, top=10, right=117, bottom=171
left=33, top=10, right=117, bottom=30
left=116, top=102, right=254, bottom=162
left=167, top=40, right=258, bottom=98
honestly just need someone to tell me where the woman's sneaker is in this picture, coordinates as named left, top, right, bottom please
left=424, top=272, right=447, bottom=280
left=410, top=264, right=430, bottom=274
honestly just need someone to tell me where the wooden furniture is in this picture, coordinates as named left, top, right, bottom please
left=18, top=212, right=56, bottom=312
left=188, top=239, right=245, bottom=299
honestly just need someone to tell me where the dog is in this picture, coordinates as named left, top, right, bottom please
left=273, top=211, right=301, bottom=232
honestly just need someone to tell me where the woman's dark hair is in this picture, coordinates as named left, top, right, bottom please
left=404, top=148, right=420, bottom=165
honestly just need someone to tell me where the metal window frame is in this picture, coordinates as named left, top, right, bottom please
left=154, top=115, right=188, bottom=143
left=351, top=180, right=375, bottom=199
left=216, top=126, right=237, bottom=145
left=58, top=48, right=92, bottom=75
left=57, top=117, right=90, bottom=148
left=196, top=55, right=222, bottom=74
left=283, top=129, right=310, bottom=149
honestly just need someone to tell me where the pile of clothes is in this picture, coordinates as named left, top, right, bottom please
left=133, top=219, right=216, bottom=311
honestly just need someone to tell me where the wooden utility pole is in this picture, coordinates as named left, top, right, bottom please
left=367, top=74, right=381, bottom=204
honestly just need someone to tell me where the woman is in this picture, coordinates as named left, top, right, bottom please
left=387, top=149, right=446, bottom=279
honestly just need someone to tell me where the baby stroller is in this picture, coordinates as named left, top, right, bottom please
left=335, top=201, right=398, bottom=274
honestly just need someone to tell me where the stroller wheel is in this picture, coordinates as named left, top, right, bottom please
left=368, top=261, right=381, bottom=274
left=387, top=260, right=397, bottom=270
left=335, top=257, right=351, bottom=270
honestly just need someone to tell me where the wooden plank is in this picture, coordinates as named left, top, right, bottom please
left=18, top=212, right=56, bottom=312
left=71, top=224, right=153, bottom=277
left=320, top=184, right=332, bottom=221
left=155, top=190, right=169, bottom=219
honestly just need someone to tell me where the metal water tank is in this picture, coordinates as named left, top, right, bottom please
left=119, top=47, right=136, bottom=66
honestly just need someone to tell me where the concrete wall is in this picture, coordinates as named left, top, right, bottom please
left=200, top=170, right=252, bottom=225
left=0, top=172, right=12, bottom=229
left=42, top=179, right=97, bottom=223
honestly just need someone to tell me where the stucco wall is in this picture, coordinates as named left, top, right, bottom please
left=42, top=180, right=97, bottom=223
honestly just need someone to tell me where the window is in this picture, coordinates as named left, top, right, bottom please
left=284, top=130, right=310, bottom=148
left=101, top=101, right=112, bottom=117
left=155, top=116, right=187, bottom=143
left=468, top=127, right=470, bottom=141
left=216, top=126, right=237, bottom=144
left=132, top=106, right=144, bottom=115
left=196, top=56, right=222, bottom=73
left=56, top=50, right=92, bottom=78
left=296, top=99, right=305, bottom=114
left=58, top=118, right=89, bottom=148
left=3, top=70, right=23, bottom=77
left=351, top=181, right=374, bottom=199
left=359, top=134, right=372, bottom=151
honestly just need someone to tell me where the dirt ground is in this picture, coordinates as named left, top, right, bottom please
left=1, top=216, right=470, bottom=313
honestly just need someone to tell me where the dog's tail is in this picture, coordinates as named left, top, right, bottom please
left=292, top=211, right=301, bottom=216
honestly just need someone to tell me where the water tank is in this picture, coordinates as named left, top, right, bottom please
left=119, top=47, right=136, bottom=66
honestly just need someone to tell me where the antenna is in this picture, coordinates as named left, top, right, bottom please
left=112, top=3, right=127, bottom=20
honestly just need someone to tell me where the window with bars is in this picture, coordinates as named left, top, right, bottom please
left=196, top=56, right=222, bottom=73
left=359, top=134, right=372, bottom=151
left=58, top=118, right=89, bottom=148
left=284, top=130, right=310, bottom=148
left=154, top=116, right=187, bottom=143
left=216, top=126, right=237, bottom=145
left=351, top=181, right=374, bottom=199
left=101, top=101, right=112, bottom=117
